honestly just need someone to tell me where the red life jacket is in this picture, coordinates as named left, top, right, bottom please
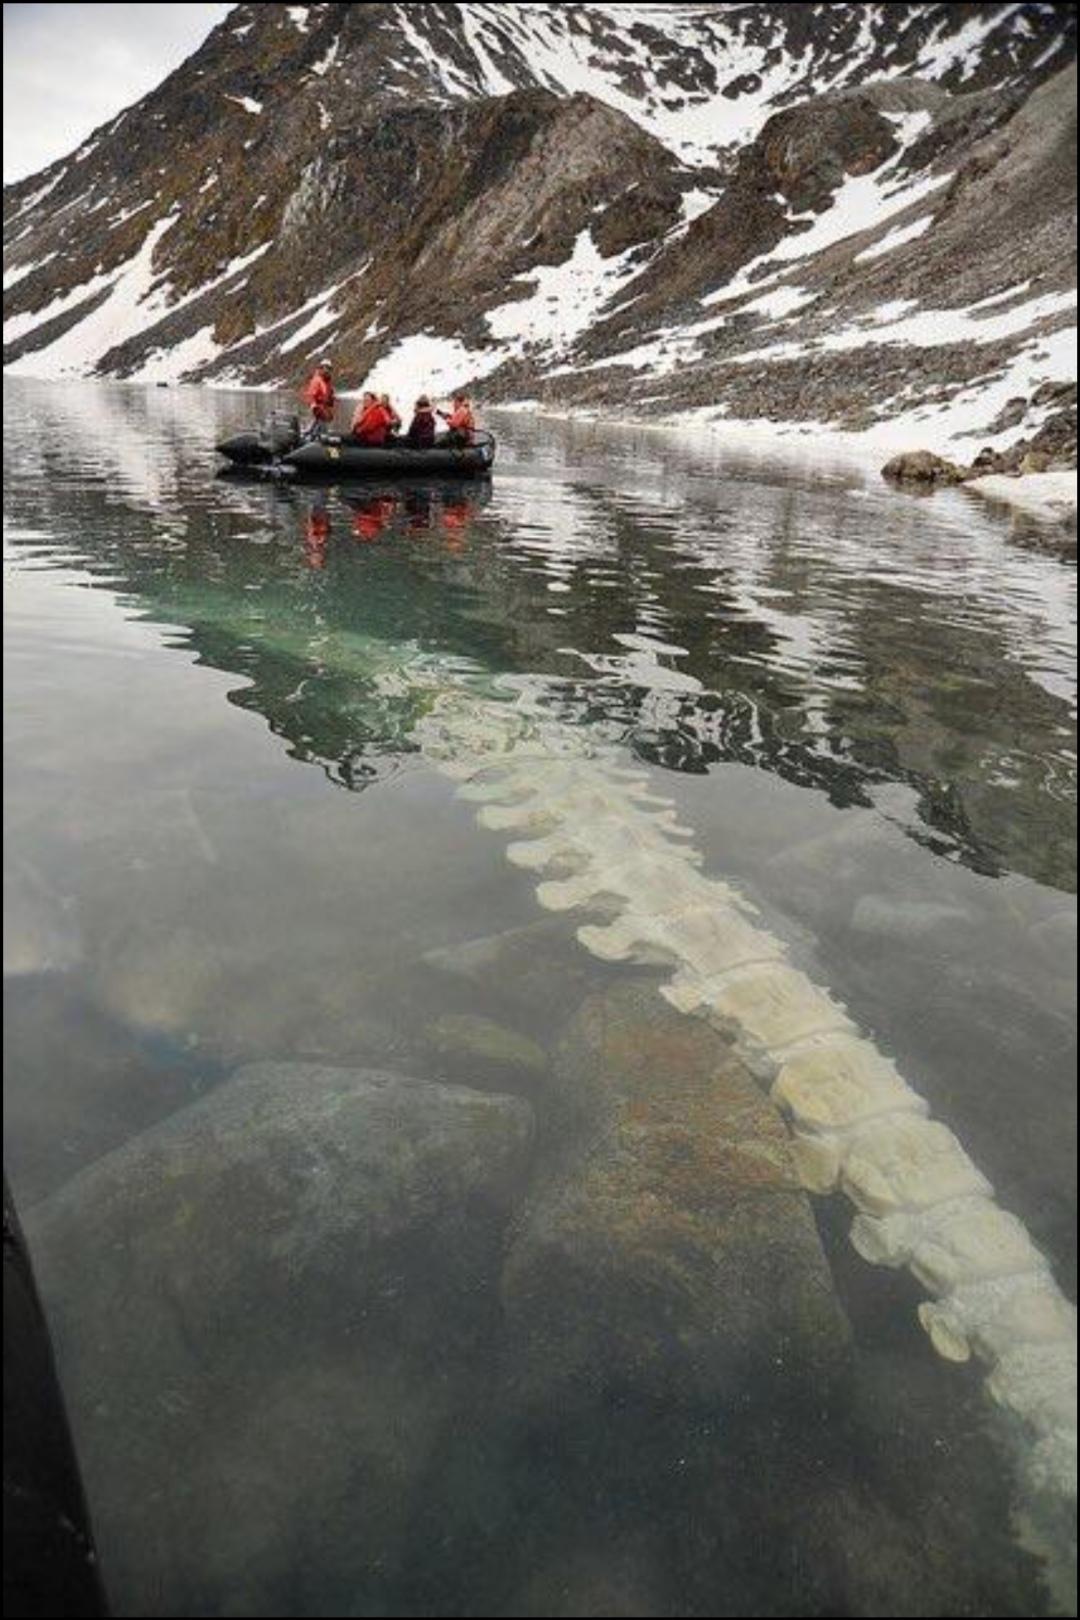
left=302, top=371, right=336, bottom=422
left=447, top=402, right=475, bottom=436
left=352, top=401, right=393, bottom=445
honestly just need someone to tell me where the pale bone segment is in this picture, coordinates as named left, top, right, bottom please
left=986, top=1343, right=1077, bottom=1437
left=850, top=1197, right=1051, bottom=1292
left=536, top=852, right=715, bottom=915
left=697, top=961, right=858, bottom=1054
left=918, top=1274, right=1077, bottom=1364
left=504, top=804, right=700, bottom=862
left=416, top=695, right=1078, bottom=1530
left=836, top=1116, right=993, bottom=1216
left=579, top=904, right=779, bottom=974
left=772, top=1037, right=927, bottom=1135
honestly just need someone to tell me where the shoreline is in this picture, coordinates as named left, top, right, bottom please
left=4, top=371, right=1076, bottom=524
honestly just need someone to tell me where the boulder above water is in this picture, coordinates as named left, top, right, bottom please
left=881, top=450, right=966, bottom=485
left=500, top=982, right=852, bottom=1411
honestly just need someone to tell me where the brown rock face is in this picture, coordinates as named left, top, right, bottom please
left=501, top=982, right=852, bottom=1409
left=881, top=449, right=966, bottom=484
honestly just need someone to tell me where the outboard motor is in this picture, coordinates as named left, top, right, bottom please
left=266, top=413, right=301, bottom=455
left=216, top=412, right=301, bottom=467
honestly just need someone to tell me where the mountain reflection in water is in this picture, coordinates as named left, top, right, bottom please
left=7, top=380, right=1073, bottom=887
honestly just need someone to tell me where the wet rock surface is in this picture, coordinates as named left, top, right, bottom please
left=25, top=1062, right=534, bottom=1615
left=3, top=974, right=210, bottom=1207
left=501, top=981, right=853, bottom=1408
left=420, top=914, right=637, bottom=1036
left=425, top=1012, right=550, bottom=1097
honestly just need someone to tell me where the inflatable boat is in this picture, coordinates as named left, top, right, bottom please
left=216, top=414, right=495, bottom=480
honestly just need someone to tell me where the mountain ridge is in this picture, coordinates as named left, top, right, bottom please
left=3, top=2, right=1076, bottom=454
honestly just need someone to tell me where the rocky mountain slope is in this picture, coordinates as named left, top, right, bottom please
left=3, top=2, right=1076, bottom=450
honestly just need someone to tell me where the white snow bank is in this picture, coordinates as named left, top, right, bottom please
left=5, top=222, right=273, bottom=382
left=657, top=319, right=1077, bottom=458
left=965, top=471, right=1077, bottom=523
left=310, top=40, right=339, bottom=76
left=3, top=253, right=57, bottom=292
left=486, top=230, right=642, bottom=354
left=356, top=333, right=505, bottom=408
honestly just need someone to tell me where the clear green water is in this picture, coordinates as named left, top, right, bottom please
left=3, top=377, right=1076, bottom=1616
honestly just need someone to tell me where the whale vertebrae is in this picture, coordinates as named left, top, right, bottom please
left=417, top=695, right=1077, bottom=1547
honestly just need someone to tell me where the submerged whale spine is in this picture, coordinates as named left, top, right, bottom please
left=417, top=694, right=1077, bottom=1561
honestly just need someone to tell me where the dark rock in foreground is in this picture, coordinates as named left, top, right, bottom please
left=26, top=1062, right=534, bottom=1615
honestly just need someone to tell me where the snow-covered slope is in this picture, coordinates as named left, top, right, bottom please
left=3, top=2, right=1076, bottom=455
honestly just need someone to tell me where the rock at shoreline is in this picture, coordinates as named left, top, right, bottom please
left=26, top=1062, right=535, bottom=1614
left=881, top=450, right=967, bottom=485
left=500, top=982, right=851, bottom=1410
left=882, top=402, right=1078, bottom=499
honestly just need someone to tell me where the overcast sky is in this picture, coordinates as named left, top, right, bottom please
left=3, top=3, right=233, bottom=183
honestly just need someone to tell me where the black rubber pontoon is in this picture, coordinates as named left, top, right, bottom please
left=215, top=415, right=495, bottom=480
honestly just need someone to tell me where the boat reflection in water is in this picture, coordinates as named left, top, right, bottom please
left=317, top=481, right=491, bottom=551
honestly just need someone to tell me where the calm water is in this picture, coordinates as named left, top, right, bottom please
left=4, top=376, right=1077, bottom=1617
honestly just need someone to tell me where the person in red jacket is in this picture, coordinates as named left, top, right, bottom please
left=301, top=359, right=336, bottom=433
left=438, top=393, right=476, bottom=446
left=351, top=391, right=393, bottom=446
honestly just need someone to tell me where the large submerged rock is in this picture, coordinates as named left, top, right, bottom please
left=500, top=982, right=851, bottom=1409
left=26, top=1062, right=534, bottom=1615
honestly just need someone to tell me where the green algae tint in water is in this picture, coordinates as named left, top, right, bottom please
left=3, top=377, right=1076, bottom=1617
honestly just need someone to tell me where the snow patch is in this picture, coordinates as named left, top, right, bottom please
left=9, top=169, right=68, bottom=217
left=487, top=230, right=644, bottom=356
left=4, top=224, right=275, bottom=381
left=224, top=95, right=263, bottom=114
left=966, top=471, right=1077, bottom=523
left=310, top=39, right=339, bottom=76
left=854, top=214, right=934, bottom=263
left=358, top=333, right=505, bottom=407
left=3, top=253, right=56, bottom=292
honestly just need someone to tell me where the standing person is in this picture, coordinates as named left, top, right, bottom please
left=301, top=359, right=336, bottom=435
left=351, top=391, right=393, bottom=446
left=438, top=392, right=475, bottom=446
left=404, top=395, right=437, bottom=448
left=380, top=394, right=402, bottom=437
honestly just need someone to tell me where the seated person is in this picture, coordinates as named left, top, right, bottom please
left=438, top=392, right=475, bottom=445
left=380, top=394, right=402, bottom=437
left=404, top=395, right=437, bottom=448
left=351, top=391, right=393, bottom=446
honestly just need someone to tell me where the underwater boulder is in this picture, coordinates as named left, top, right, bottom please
left=500, top=982, right=851, bottom=1409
